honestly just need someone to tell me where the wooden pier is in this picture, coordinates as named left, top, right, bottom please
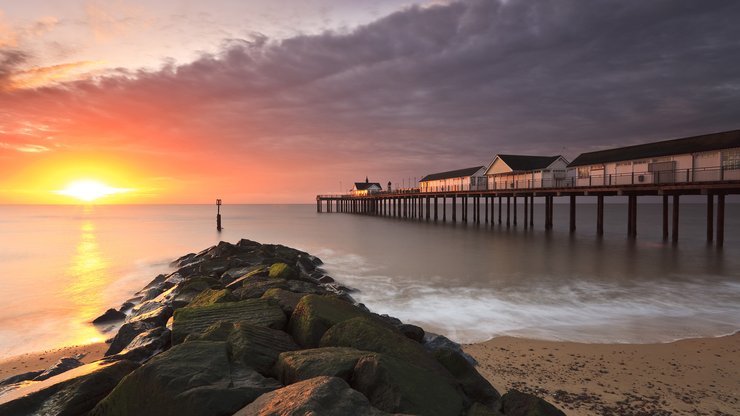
left=317, top=181, right=740, bottom=246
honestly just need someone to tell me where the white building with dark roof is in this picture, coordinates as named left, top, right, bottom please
left=419, top=166, right=487, bottom=192
left=350, top=178, right=383, bottom=196
left=484, top=154, right=569, bottom=189
left=567, top=129, right=740, bottom=186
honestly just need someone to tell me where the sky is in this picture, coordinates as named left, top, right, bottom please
left=1, top=0, right=739, bottom=203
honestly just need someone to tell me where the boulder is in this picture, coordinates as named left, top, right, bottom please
left=233, top=376, right=391, bottom=416
left=274, top=347, right=368, bottom=385
left=432, top=347, right=500, bottom=407
left=105, top=321, right=155, bottom=356
left=318, top=275, right=335, bottom=284
left=171, top=299, right=286, bottom=344
left=468, top=402, right=505, bottom=416
left=187, top=288, right=236, bottom=307
left=423, top=332, right=478, bottom=366
left=92, top=309, right=126, bottom=324
left=261, top=288, right=309, bottom=314
left=126, top=303, right=172, bottom=327
left=90, top=341, right=281, bottom=416
left=226, top=266, right=269, bottom=288
left=319, top=317, right=443, bottom=372
left=0, top=371, right=43, bottom=387
left=288, top=295, right=372, bottom=348
left=233, top=279, right=288, bottom=300
left=0, top=360, right=139, bottom=416
left=500, top=390, right=566, bottom=416
left=397, top=324, right=425, bottom=343
left=268, top=262, right=298, bottom=280
left=33, top=357, right=84, bottom=381
left=109, top=327, right=171, bottom=363
left=227, top=322, right=299, bottom=376
left=184, top=321, right=235, bottom=342
left=351, top=353, right=465, bottom=416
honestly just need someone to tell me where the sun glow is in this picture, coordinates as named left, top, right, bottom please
left=55, top=179, right=131, bottom=202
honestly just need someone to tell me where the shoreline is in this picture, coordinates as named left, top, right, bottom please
left=463, top=332, right=740, bottom=416
left=0, top=342, right=107, bottom=380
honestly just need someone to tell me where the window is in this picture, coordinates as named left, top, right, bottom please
left=577, top=167, right=589, bottom=178
left=722, top=149, right=740, bottom=170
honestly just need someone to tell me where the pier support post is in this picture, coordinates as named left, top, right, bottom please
left=530, top=195, right=534, bottom=227
left=707, top=194, right=714, bottom=244
left=434, top=197, right=438, bottom=221
left=717, top=193, right=725, bottom=247
left=662, top=195, right=668, bottom=241
left=498, top=196, right=502, bottom=224
left=476, top=196, right=481, bottom=224
left=443, top=196, right=447, bottom=222
left=485, top=196, right=489, bottom=224
left=524, top=195, right=529, bottom=229
left=452, top=196, right=457, bottom=222
left=627, top=195, right=637, bottom=238
left=597, top=195, right=604, bottom=236
left=506, top=196, right=511, bottom=227
left=672, top=194, right=680, bottom=244
left=513, top=196, right=518, bottom=226
left=569, top=195, right=576, bottom=232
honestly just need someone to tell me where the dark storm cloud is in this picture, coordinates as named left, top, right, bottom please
left=3, top=0, right=740, bottom=194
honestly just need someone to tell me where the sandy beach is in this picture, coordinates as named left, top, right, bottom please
left=464, top=333, right=739, bottom=416
left=0, top=342, right=107, bottom=381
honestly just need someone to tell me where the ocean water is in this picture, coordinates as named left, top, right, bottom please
left=0, top=202, right=739, bottom=358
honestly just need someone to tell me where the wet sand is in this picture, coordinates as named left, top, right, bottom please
left=464, top=333, right=739, bottom=416
left=0, top=343, right=107, bottom=380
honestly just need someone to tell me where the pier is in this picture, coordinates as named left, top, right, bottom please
left=317, top=172, right=740, bottom=246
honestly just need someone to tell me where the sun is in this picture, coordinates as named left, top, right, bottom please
left=55, top=179, right=131, bottom=202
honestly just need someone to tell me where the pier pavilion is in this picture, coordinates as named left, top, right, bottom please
left=318, top=129, right=740, bottom=247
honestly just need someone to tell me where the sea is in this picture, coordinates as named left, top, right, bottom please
left=1, top=202, right=739, bottom=358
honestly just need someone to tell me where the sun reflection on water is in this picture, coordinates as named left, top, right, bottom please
left=64, top=218, right=109, bottom=345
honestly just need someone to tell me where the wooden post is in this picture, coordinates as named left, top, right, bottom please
left=491, top=195, right=495, bottom=226
left=717, top=193, right=725, bottom=247
left=662, top=195, right=668, bottom=241
left=434, top=196, right=438, bottom=221
left=476, top=196, right=481, bottom=224
left=513, top=196, right=518, bottom=226
left=627, top=195, right=637, bottom=238
left=485, top=196, right=489, bottom=224
left=524, top=195, right=529, bottom=229
left=569, top=195, right=576, bottom=232
left=452, top=195, right=457, bottom=222
left=498, top=196, right=502, bottom=224
left=443, top=196, right=447, bottom=222
left=597, top=195, right=604, bottom=236
left=216, top=199, right=223, bottom=231
left=529, top=195, right=534, bottom=227
left=672, top=194, right=680, bottom=244
left=707, top=194, right=714, bottom=243
left=506, top=196, right=511, bottom=227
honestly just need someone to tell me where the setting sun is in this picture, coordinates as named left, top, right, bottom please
left=55, top=180, right=131, bottom=202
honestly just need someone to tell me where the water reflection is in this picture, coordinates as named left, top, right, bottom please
left=63, top=214, right=109, bottom=345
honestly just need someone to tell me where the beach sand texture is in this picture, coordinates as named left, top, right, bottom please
left=464, top=333, right=739, bottom=416
left=0, top=343, right=107, bottom=380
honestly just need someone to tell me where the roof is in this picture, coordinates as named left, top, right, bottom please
left=419, top=166, right=485, bottom=182
left=568, top=129, right=740, bottom=167
left=496, top=155, right=563, bottom=171
left=353, top=182, right=382, bottom=190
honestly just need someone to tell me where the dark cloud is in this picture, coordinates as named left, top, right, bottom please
left=2, top=0, right=740, bottom=199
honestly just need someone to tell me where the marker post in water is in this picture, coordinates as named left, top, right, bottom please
left=216, top=199, right=223, bottom=232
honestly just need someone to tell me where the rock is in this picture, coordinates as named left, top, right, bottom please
left=268, top=262, right=298, bottom=280
left=295, top=255, right=317, bottom=273
left=318, top=275, right=335, bottom=284
left=33, top=357, right=84, bottom=381
left=105, top=321, right=155, bottom=356
left=351, top=353, right=465, bottom=416
left=90, top=341, right=280, bottom=416
left=185, top=321, right=235, bottom=342
left=171, top=299, right=286, bottom=344
left=288, top=295, right=372, bottom=348
left=261, top=288, right=309, bottom=314
left=139, top=287, right=164, bottom=302
left=274, top=347, right=368, bottom=385
left=0, top=371, right=43, bottom=387
left=227, top=322, right=300, bottom=376
left=285, top=279, right=331, bottom=295
left=236, top=238, right=261, bottom=249
left=188, top=288, right=236, bottom=307
left=126, top=303, right=172, bottom=327
left=233, top=278, right=288, bottom=300
left=170, top=252, right=198, bottom=268
left=319, top=317, right=443, bottom=372
left=118, top=302, right=134, bottom=312
left=220, top=266, right=254, bottom=284
left=92, top=309, right=126, bottom=324
left=109, top=327, right=171, bottom=363
left=432, top=347, right=500, bottom=407
left=468, top=402, right=505, bottom=416
left=226, top=266, right=269, bottom=288
left=233, top=376, right=391, bottom=416
left=397, top=324, right=425, bottom=343
left=0, top=360, right=139, bottom=416
left=500, top=390, right=566, bottom=416
left=423, top=332, right=478, bottom=366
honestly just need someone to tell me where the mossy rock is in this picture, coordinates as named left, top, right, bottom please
left=467, top=402, right=505, bottom=416
left=287, top=295, right=372, bottom=348
left=268, top=262, right=298, bottom=280
left=227, top=322, right=299, bottom=376
left=261, top=288, right=310, bottom=314
left=500, top=390, right=566, bottom=416
left=225, top=266, right=269, bottom=288
left=172, top=299, right=286, bottom=344
left=274, top=347, right=369, bottom=385
left=233, top=376, right=391, bottom=416
left=90, top=341, right=281, bottom=416
left=233, top=278, right=289, bottom=300
left=184, top=321, right=235, bottom=342
left=351, top=353, right=465, bottom=416
left=433, top=347, right=500, bottom=407
left=188, top=289, right=236, bottom=307
left=319, top=316, right=443, bottom=372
